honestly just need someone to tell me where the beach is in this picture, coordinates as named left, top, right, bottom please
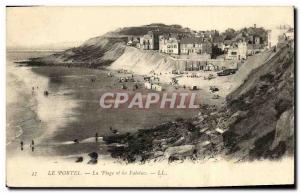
left=7, top=51, right=209, bottom=159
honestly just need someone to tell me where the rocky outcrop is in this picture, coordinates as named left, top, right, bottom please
left=164, top=145, right=195, bottom=159
left=271, top=109, right=294, bottom=154
left=87, top=152, right=99, bottom=164
left=219, top=43, right=294, bottom=161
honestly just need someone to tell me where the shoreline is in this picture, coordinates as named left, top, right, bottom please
left=9, top=58, right=206, bottom=160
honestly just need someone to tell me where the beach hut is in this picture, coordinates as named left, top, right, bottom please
left=152, top=84, right=162, bottom=91
left=144, top=82, right=152, bottom=89
left=191, top=85, right=198, bottom=90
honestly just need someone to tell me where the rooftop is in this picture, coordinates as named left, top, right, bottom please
left=180, top=37, right=204, bottom=44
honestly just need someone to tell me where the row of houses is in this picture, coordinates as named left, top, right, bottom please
left=226, top=41, right=247, bottom=60
left=128, top=32, right=265, bottom=61
left=128, top=31, right=214, bottom=57
left=127, top=25, right=293, bottom=62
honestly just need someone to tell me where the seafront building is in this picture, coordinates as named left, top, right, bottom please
left=140, top=31, right=159, bottom=50
left=159, top=34, right=180, bottom=55
left=125, top=25, right=292, bottom=73
left=226, top=41, right=247, bottom=60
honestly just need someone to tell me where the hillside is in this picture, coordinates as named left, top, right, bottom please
left=25, top=23, right=268, bottom=68
left=25, top=23, right=190, bottom=67
left=224, top=43, right=294, bottom=160
left=109, top=47, right=176, bottom=74
left=26, top=36, right=127, bottom=67
left=104, top=42, right=294, bottom=162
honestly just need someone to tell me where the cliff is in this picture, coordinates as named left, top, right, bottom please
left=109, top=47, right=176, bottom=74
left=25, top=23, right=190, bottom=67
left=26, top=36, right=127, bottom=67
left=224, top=43, right=294, bottom=160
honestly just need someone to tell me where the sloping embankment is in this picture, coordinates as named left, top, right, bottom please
left=25, top=36, right=127, bottom=67
left=108, top=47, right=176, bottom=74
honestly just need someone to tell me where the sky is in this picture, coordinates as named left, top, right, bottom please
left=6, top=6, right=294, bottom=49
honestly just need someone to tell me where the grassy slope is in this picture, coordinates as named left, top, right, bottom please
left=28, top=37, right=127, bottom=67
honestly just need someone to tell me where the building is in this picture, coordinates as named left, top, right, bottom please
left=144, top=82, right=152, bottom=89
left=212, top=36, right=225, bottom=50
left=180, top=38, right=212, bottom=56
left=226, top=41, right=247, bottom=60
left=159, top=35, right=180, bottom=55
left=140, top=31, right=159, bottom=50
left=284, top=28, right=294, bottom=40
left=144, top=81, right=162, bottom=91
left=151, top=84, right=162, bottom=91
left=127, top=36, right=140, bottom=47
left=267, top=25, right=292, bottom=49
left=180, top=37, right=202, bottom=55
left=254, top=36, right=261, bottom=45
left=267, top=30, right=273, bottom=48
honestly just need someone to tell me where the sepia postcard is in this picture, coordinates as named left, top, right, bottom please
left=6, top=6, right=295, bottom=187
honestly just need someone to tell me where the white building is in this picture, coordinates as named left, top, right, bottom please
left=267, top=25, right=293, bottom=49
left=226, top=41, right=247, bottom=60
left=159, top=35, right=180, bottom=55
left=144, top=82, right=152, bottom=89
left=285, top=28, right=294, bottom=40
left=152, top=84, right=162, bottom=91
left=144, top=82, right=162, bottom=91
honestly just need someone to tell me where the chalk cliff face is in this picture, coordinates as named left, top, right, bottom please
left=109, top=47, right=176, bottom=74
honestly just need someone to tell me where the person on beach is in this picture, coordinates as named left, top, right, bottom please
left=30, top=140, right=34, bottom=152
left=109, top=126, right=118, bottom=134
left=95, top=132, right=98, bottom=143
left=20, top=141, right=24, bottom=151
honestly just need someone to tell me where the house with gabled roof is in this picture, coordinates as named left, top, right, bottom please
left=159, top=34, right=180, bottom=55
left=179, top=37, right=212, bottom=56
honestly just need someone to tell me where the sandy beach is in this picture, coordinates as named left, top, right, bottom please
left=7, top=51, right=208, bottom=159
